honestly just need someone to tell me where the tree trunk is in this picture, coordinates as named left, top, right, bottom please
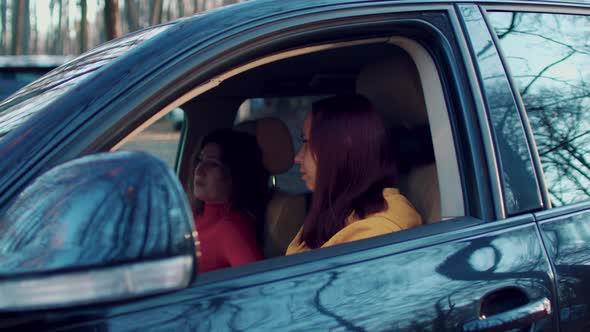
left=22, top=0, right=29, bottom=54
left=53, top=0, right=63, bottom=54
left=63, top=0, right=70, bottom=54
left=150, top=0, right=163, bottom=26
left=32, top=1, right=38, bottom=53
left=11, top=0, right=23, bottom=55
left=104, top=0, right=120, bottom=41
left=177, top=0, right=184, bottom=18
left=124, top=0, right=140, bottom=32
left=79, top=0, right=87, bottom=53
left=0, top=0, right=6, bottom=53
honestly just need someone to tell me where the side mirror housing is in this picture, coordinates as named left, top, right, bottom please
left=0, top=151, right=197, bottom=311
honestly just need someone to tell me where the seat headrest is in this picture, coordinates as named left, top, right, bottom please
left=356, top=55, right=428, bottom=128
left=235, top=117, right=294, bottom=175
left=391, top=126, right=435, bottom=173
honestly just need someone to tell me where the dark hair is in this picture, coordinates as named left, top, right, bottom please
left=194, top=129, right=269, bottom=222
left=301, top=94, right=397, bottom=249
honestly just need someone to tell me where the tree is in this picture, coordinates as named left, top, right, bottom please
left=79, top=0, right=87, bottom=53
left=0, top=0, right=7, bottom=52
left=11, top=0, right=30, bottom=55
left=104, top=0, right=120, bottom=41
left=50, top=0, right=63, bottom=55
left=150, top=0, right=163, bottom=26
left=125, top=0, right=140, bottom=32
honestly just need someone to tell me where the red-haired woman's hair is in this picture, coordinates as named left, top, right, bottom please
left=301, top=94, right=397, bottom=249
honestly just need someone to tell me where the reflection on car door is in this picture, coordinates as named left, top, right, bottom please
left=77, top=216, right=556, bottom=331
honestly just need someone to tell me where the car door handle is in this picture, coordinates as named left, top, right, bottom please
left=462, top=298, right=551, bottom=332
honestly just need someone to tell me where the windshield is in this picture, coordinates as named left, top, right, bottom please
left=0, top=24, right=172, bottom=141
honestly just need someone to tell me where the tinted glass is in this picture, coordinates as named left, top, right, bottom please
left=489, top=12, right=590, bottom=207
left=460, top=5, right=542, bottom=215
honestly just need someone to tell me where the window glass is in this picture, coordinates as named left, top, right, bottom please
left=488, top=12, right=590, bottom=207
left=119, top=111, right=184, bottom=168
left=236, top=97, right=323, bottom=194
left=461, top=6, right=542, bottom=215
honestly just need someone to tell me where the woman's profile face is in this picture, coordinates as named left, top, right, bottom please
left=193, top=143, right=232, bottom=203
left=294, top=112, right=318, bottom=191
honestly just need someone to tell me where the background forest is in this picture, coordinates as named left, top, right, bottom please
left=0, top=0, right=242, bottom=55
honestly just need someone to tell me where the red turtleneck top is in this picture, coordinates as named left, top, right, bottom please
left=194, top=203, right=263, bottom=273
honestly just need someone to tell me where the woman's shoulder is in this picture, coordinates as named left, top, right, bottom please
left=378, top=187, right=422, bottom=227
left=323, top=188, right=422, bottom=248
left=322, top=217, right=397, bottom=248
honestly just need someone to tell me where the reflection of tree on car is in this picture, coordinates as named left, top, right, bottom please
left=489, top=12, right=590, bottom=207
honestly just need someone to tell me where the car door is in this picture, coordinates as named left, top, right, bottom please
left=39, top=3, right=558, bottom=331
left=483, top=3, right=590, bottom=331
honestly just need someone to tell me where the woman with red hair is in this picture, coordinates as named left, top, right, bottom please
left=286, top=94, right=422, bottom=255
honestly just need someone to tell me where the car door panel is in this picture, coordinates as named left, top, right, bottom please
left=59, top=218, right=557, bottom=331
left=537, top=204, right=590, bottom=332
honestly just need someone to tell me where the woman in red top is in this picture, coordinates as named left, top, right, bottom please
left=192, top=129, right=267, bottom=272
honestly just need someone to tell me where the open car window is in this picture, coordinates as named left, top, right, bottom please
left=173, top=33, right=465, bottom=268
left=236, top=97, right=319, bottom=194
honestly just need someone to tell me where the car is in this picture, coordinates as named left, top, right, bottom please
left=0, top=55, right=71, bottom=101
left=0, top=0, right=588, bottom=330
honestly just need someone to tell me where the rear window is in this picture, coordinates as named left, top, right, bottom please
left=0, top=24, right=172, bottom=141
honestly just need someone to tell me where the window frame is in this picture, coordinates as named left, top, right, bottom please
left=92, top=5, right=498, bottom=282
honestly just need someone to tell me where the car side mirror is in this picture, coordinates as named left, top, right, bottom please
left=0, top=151, right=197, bottom=311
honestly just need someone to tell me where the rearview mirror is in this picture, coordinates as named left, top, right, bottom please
left=0, top=151, right=197, bottom=311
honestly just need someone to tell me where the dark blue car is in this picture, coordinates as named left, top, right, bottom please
left=0, top=0, right=589, bottom=331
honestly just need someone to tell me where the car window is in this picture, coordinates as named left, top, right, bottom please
left=119, top=111, right=184, bottom=168
left=488, top=11, right=590, bottom=207
left=236, top=97, right=318, bottom=194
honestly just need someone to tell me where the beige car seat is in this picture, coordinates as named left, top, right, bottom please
left=235, top=118, right=306, bottom=257
left=357, top=55, right=441, bottom=223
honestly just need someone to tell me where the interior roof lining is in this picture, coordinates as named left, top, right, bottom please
left=204, top=42, right=409, bottom=98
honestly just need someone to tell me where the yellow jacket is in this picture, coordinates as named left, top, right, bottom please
left=286, top=188, right=422, bottom=255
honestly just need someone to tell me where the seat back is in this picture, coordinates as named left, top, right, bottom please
left=357, top=56, right=441, bottom=223
left=235, top=117, right=305, bottom=257
left=392, top=126, right=441, bottom=223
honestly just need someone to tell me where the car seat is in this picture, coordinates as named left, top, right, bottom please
left=235, top=118, right=306, bottom=257
left=356, top=55, right=442, bottom=223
